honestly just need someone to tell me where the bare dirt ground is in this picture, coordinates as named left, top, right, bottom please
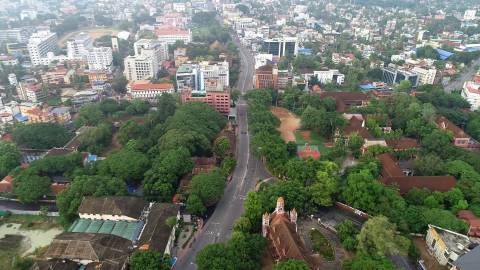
left=413, top=237, right=448, bottom=270
left=270, top=107, right=301, bottom=142
left=58, top=27, right=119, bottom=47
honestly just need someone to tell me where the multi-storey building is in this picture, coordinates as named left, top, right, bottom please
left=17, top=82, right=47, bottom=103
left=382, top=64, right=419, bottom=87
left=0, top=28, right=29, bottom=43
left=199, top=61, right=229, bottom=89
left=462, top=80, right=480, bottom=111
left=87, top=47, right=113, bottom=71
left=66, top=32, right=93, bottom=60
left=412, top=67, right=438, bottom=85
left=41, top=67, right=74, bottom=85
left=262, top=37, right=298, bottom=57
left=254, top=64, right=278, bottom=89
left=124, top=39, right=168, bottom=81
left=155, top=26, right=192, bottom=45
left=313, top=69, right=345, bottom=85
left=127, top=80, right=175, bottom=101
left=181, top=88, right=230, bottom=114
left=176, top=64, right=201, bottom=91
left=27, top=31, right=58, bottom=66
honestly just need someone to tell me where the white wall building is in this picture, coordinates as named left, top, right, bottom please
left=156, top=27, right=192, bottom=45
left=254, top=54, right=273, bottom=69
left=28, top=31, right=58, bottom=66
left=66, top=32, right=93, bottom=59
left=199, top=61, right=230, bottom=89
left=127, top=80, right=175, bottom=101
left=462, top=81, right=480, bottom=111
left=464, top=9, right=477, bottom=21
left=313, top=69, right=345, bottom=85
left=124, top=39, right=167, bottom=81
left=412, top=67, right=437, bottom=85
left=263, top=37, right=299, bottom=57
left=0, top=28, right=29, bottom=43
left=87, top=47, right=113, bottom=71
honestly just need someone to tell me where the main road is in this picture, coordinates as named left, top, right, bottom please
left=444, top=57, right=480, bottom=93
left=174, top=17, right=271, bottom=270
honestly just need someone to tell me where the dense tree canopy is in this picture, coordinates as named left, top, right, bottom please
left=12, top=123, right=73, bottom=149
left=129, top=251, right=170, bottom=270
left=0, top=141, right=21, bottom=178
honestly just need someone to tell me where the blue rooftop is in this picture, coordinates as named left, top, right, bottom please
left=435, top=48, right=454, bottom=60
left=298, top=48, right=313, bottom=56
left=360, top=84, right=375, bottom=90
left=14, top=113, right=28, bottom=122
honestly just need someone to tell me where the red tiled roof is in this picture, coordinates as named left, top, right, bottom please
left=378, top=153, right=404, bottom=178
left=129, top=81, right=174, bottom=91
left=436, top=116, right=470, bottom=139
left=343, top=116, right=373, bottom=139
left=0, top=176, right=13, bottom=193
left=381, top=176, right=456, bottom=194
left=297, top=145, right=321, bottom=160
left=385, top=138, right=420, bottom=150
left=50, top=183, right=67, bottom=196
left=155, top=26, right=189, bottom=36
left=458, top=210, right=480, bottom=237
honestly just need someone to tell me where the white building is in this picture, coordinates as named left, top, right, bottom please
left=73, top=90, right=99, bottom=105
left=134, top=39, right=168, bottom=63
left=313, top=69, right=345, bottom=85
left=127, top=80, right=175, bottom=101
left=156, top=27, right=192, bottom=45
left=87, top=47, right=113, bottom=71
left=462, top=81, right=480, bottom=111
left=8, top=74, right=17, bottom=86
left=17, top=82, right=46, bottom=103
left=0, top=28, right=29, bottom=43
left=199, top=61, right=230, bottom=89
left=66, top=32, right=93, bottom=59
left=412, top=67, right=437, bottom=85
left=124, top=39, right=167, bottom=81
left=27, top=31, right=58, bottom=66
left=254, top=54, right=273, bottom=69
left=464, top=9, right=477, bottom=21
left=20, top=10, right=37, bottom=21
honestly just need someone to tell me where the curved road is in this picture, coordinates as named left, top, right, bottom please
left=174, top=20, right=271, bottom=270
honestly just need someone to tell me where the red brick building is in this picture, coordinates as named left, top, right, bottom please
left=181, top=89, right=230, bottom=115
left=254, top=64, right=278, bottom=89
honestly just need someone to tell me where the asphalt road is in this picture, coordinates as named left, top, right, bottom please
left=444, top=57, right=480, bottom=93
left=174, top=25, right=271, bottom=270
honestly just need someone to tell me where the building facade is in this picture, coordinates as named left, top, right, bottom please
left=263, top=37, right=298, bottom=57
left=462, top=80, right=480, bottom=111
left=127, top=81, right=175, bottom=101
left=87, top=47, right=113, bottom=71
left=28, top=31, right=58, bottom=66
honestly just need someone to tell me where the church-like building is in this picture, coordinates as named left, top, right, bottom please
left=262, top=197, right=320, bottom=269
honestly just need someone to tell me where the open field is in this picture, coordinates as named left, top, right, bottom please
left=270, top=107, right=301, bottom=142
left=57, top=27, right=119, bottom=47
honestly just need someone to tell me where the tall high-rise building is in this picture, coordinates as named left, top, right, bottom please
left=66, top=32, right=93, bottom=59
left=124, top=40, right=167, bottom=81
left=262, top=37, right=298, bottom=57
left=382, top=65, right=419, bottom=87
left=87, top=47, right=113, bottom=71
left=27, top=31, right=58, bottom=66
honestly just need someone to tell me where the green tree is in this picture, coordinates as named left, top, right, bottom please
left=0, top=141, right=21, bottom=178
left=12, top=173, right=51, bottom=203
left=335, top=220, right=358, bottom=251
left=196, top=243, right=236, bottom=270
left=357, top=216, right=410, bottom=257
left=394, top=80, right=412, bottom=92
left=112, top=75, right=128, bottom=94
left=190, top=170, right=225, bottom=207
left=98, top=149, right=150, bottom=185
left=347, top=132, right=364, bottom=158
left=74, top=103, right=104, bottom=127
left=77, top=123, right=112, bottom=154
left=129, top=250, right=170, bottom=270
left=274, top=259, right=310, bottom=270
left=213, top=136, right=231, bottom=160
left=117, top=120, right=144, bottom=146
left=12, top=123, right=73, bottom=149
left=186, top=194, right=207, bottom=216
left=413, top=154, right=445, bottom=176
left=343, top=255, right=397, bottom=270
left=308, top=171, right=337, bottom=207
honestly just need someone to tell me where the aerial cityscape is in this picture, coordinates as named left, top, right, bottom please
left=0, top=0, right=480, bottom=269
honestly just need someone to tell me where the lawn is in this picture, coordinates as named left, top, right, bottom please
left=0, top=214, right=60, bottom=230
left=310, top=229, right=335, bottom=261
